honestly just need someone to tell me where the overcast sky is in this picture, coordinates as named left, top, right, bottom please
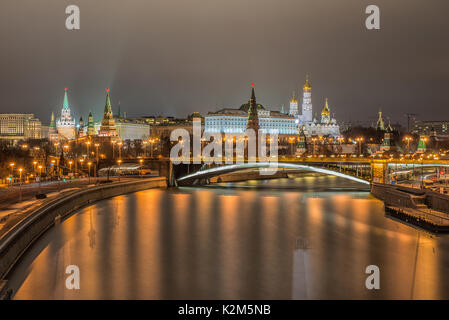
left=0, top=0, right=448, bottom=127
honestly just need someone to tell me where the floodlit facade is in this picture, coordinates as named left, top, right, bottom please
left=205, top=87, right=297, bottom=135
left=0, top=113, right=42, bottom=142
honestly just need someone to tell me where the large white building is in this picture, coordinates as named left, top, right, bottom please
left=205, top=89, right=297, bottom=135
left=289, top=76, right=340, bottom=137
left=0, top=113, right=43, bottom=142
left=94, top=117, right=150, bottom=141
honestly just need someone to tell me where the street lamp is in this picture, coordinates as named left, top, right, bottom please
left=8, top=162, right=15, bottom=185
left=38, top=165, right=43, bottom=193
left=143, top=140, right=148, bottom=157
left=87, top=161, right=92, bottom=184
left=403, top=136, right=413, bottom=154
left=118, top=141, right=123, bottom=159
left=95, top=143, right=100, bottom=164
left=355, top=137, right=364, bottom=156
left=117, top=159, right=122, bottom=182
left=139, top=159, right=143, bottom=177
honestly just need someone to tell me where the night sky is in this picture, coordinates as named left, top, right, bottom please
left=1, top=0, right=448, bottom=127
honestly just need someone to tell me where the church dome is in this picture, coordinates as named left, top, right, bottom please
left=321, top=98, right=330, bottom=116
left=303, top=75, right=312, bottom=92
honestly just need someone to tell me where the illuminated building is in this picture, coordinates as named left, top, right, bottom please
left=77, top=116, right=86, bottom=138
left=299, top=75, right=312, bottom=123
left=376, top=111, right=385, bottom=131
left=412, top=120, right=449, bottom=139
left=49, top=112, right=58, bottom=141
left=0, top=113, right=42, bottom=142
left=296, top=125, right=307, bottom=154
left=94, top=98, right=150, bottom=140
left=87, top=111, right=96, bottom=136
left=294, top=76, right=340, bottom=137
left=205, top=86, right=298, bottom=135
left=56, top=88, right=76, bottom=140
left=380, top=122, right=394, bottom=151
left=97, top=88, right=118, bottom=137
left=289, top=91, right=298, bottom=116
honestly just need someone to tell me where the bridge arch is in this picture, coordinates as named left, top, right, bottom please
left=177, top=162, right=370, bottom=185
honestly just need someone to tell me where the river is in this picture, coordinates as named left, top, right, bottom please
left=8, top=175, right=449, bottom=299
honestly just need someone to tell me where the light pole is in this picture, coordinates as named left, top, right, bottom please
left=86, top=141, right=91, bottom=160
left=9, top=162, right=15, bottom=185
left=18, top=168, right=23, bottom=201
left=143, top=140, right=148, bottom=157
left=117, top=159, right=122, bottom=182
left=38, top=165, right=42, bottom=194
left=88, top=161, right=92, bottom=184
left=150, top=139, right=154, bottom=158
left=288, top=136, right=295, bottom=156
left=403, top=136, right=413, bottom=154
left=95, top=143, right=100, bottom=163
left=118, top=141, right=123, bottom=160
left=311, top=138, right=317, bottom=156
left=139, top=159, right=143, bottom=177
left=356, top=137, right=364, bottom=156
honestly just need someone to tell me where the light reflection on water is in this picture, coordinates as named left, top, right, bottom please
left=8, top=176, right=449, bottom=299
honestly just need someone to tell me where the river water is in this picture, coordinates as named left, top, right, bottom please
left=8, top=175, right=449, bottom=299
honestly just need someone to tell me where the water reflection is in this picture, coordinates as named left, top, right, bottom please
left=8, top=175, right=449, bottom=299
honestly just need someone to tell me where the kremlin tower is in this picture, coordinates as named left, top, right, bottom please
left=289, top=91, right=298, bottom=116
left=49, top=112, right=58, bottom=141
left=301, top=75, right=313, bottom=123
left=98, top=88, right=118, bottom=137
left=56, top=88, right=76, bottom=140
left=77, top=116, right=85, bottom=138
left=246, top=85, right=260, bottom=158
left=246, top=85, right=260, bottom=133
left=87, top=111, right=96, bottom=136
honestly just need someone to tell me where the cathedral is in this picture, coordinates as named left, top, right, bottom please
left=288, top=76, right=340, bottom=137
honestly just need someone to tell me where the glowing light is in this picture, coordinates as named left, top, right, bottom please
left=177, top=162, right=370, bottom=185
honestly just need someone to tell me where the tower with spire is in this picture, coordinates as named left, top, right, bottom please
left=77, top=116, right=85, bottom=138
left=301, top=75, right=313, bottom=123
left=246, top=84, right=260, bottom=158
left=380, top=121, right=394, bottom=151
left=87, top=111, right=96, bottom=136
left=296, top=125, right=307, bottom=155
left=98, top=88, right=118, bottom=137
left=56, top=88, right=76, bottom=140
left=289, top=91, right=298, bottom=116
left=246, top=85, right=260, bottom=133
left=376, top=111, right=385, bottom=131
left=49, top=112, right=58, bottom=141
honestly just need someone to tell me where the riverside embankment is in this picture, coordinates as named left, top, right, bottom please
left=371, top=182, right=449, bottom=232
left=0, top=177, right=167, bottom=299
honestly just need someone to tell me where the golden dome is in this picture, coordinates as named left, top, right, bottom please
left=290, top=91, right=298, bottom=103
left=303, top=74, right=312, bottom=91
left=321, top=98, right=330, bottom=116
